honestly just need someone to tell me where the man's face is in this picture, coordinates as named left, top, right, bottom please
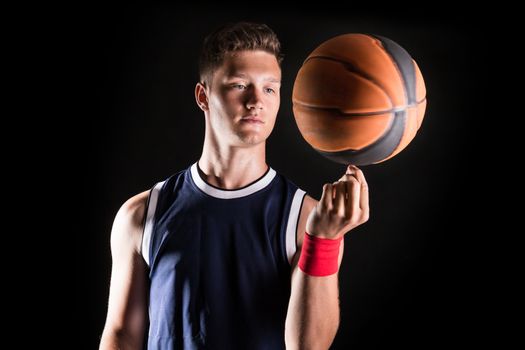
left=207, top=50, right=281, bottom=147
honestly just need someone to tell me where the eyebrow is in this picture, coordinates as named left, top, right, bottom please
left=229, top=73, right=281, bottom=84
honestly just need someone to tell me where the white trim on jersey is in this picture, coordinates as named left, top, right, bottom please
left=286, top=188, right=306, bottom=265
left=190, top=162, right=277, bottom=199
left=141, top=181, right=165, bottom=266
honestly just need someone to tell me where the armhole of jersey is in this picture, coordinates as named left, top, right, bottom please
left=141, top=181, right=165, bottom=267
left=285, top=188, right=306, bottom=265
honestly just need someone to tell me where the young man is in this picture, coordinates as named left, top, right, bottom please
left=100, top=22, right=369, bottom=350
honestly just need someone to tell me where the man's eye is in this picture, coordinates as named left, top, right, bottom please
left=264, top=88, right=275, bottom=94
left=233, top=84, right=246, bottom=90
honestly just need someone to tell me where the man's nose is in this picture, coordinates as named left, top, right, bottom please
left=246, top=88, right=263, bottom=110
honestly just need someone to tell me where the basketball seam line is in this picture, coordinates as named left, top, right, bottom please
left=293, top=99, right=426, bottom=117
left=303, top=54, right=395, bottom=109
left=314, top=109, right=406, bottom=162
left=370, top=35, right=410, bottom=106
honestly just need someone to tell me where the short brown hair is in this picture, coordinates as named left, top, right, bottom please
left=199, top=22, right=283, bottom=86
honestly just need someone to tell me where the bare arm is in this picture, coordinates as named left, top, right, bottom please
left=285, top=195, right=344, bottom=350
left=99, top=191, right=150, bottom=350
left=285, top=165, right=369, bottom=349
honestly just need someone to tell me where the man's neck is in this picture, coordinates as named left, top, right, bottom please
left=198, top=144, right=268, bottom=190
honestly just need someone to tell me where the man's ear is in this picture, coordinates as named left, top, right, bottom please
left=195, top=82, right=209, bottom=111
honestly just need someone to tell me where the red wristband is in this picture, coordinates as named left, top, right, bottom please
left=298, top=232, right=342, bottom=276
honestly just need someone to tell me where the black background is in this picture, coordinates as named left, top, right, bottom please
left=79, top=5, right=485, bottom=349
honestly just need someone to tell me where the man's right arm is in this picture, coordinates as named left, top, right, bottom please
left=99, top=191, right=150, bottom=350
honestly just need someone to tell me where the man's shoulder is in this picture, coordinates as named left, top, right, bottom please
left=117, top=191, right=150, bottom=228
left=273, top=171, right=315, bottom=201
left=111, top=191, right=150, bottom=253
left=272, top=170, right=301, bottom=190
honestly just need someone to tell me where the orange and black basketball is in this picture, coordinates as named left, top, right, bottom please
left=292, top=34, right=427, bottom=165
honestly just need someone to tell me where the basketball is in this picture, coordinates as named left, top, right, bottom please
left=292, top=34, right=427, bottom=165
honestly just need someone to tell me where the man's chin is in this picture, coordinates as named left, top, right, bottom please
left=236, top=133, right=268, bottom=146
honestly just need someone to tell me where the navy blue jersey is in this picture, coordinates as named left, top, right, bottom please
left=141, top=162, right=306, bottom=349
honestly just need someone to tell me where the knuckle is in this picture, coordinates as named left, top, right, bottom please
left=348, top=178, right=360, bottom=187
left=347, top=218, right=358, bottom=226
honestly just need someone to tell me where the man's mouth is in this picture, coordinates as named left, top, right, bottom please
left=241, top=116, right=264, bottom=124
